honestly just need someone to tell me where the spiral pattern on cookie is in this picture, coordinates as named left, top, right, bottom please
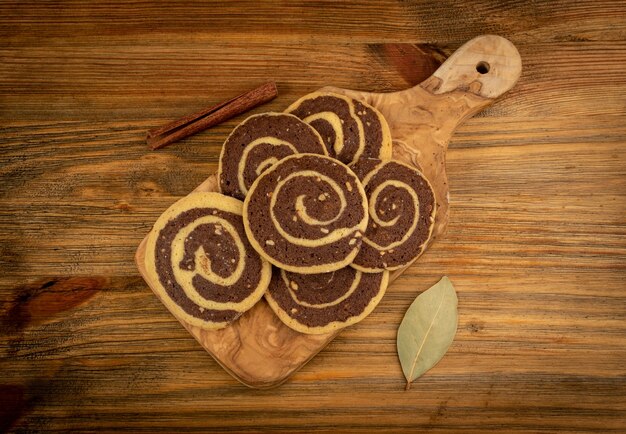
left=349, top=159, right=436, bottom=272
left=286, top=92, right=392, bottom=165
left=265, top=267, right=389, bottom=334
left=145, top=192, right=271, bottom=330
left=243, top=153, right=368, bottom=274
left=218, top=113, right=327, bottom=200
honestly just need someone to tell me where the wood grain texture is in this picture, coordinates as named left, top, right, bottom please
left=1, top=0, right=626, bottom=431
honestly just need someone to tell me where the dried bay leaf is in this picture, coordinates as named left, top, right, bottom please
left=397, top=276, right=458, bottom=390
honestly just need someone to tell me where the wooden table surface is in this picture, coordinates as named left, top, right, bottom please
left=1, top=1, right=625, bottom=432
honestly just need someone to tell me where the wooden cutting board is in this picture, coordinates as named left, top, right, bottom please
left=135, top=34, right=522, bottom=389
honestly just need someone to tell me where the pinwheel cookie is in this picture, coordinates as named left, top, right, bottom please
left=349, top=158, right=436, bottom=272
left=265, top=266, right=389, bottom=334
left=286, top=92, right=392, bottom=165
left=243, top=153, right=368, bottom=274
left=144, top=192, right=271, bottom=330
left=218, top=113, right=327, bottom=200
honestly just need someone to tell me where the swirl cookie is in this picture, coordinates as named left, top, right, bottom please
left=243, top=153, right=368, bottom=274
left=350, top=159, right=436, bottom=272
left=145, top=192, right=271, bottom=330
left=265, top=267, right=389, bottom=334
left=218, top=113, right=327, bottom=200
left=286, top=92, right=392, bottom=165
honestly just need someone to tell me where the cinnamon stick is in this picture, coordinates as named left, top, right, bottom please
left=147, top=81, right=278, bottom=150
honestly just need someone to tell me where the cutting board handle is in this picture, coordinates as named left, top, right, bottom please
left=324, top=34, right=522, bottom=129
left=422, top=34, right=522, bottom=99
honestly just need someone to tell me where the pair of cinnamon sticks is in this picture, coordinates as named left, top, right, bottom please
left=146, top=81, right=278, bottom=150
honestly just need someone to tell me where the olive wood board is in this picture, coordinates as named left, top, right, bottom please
left=135, top=35, right=522, bottom=388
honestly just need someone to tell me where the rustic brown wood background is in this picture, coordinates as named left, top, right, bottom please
left=1, top=1, right=625, bottom=432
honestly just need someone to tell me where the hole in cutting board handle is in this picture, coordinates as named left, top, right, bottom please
left=476, top=61, right=490, bottom=74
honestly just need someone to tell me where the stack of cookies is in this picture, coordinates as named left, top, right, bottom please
left=145, top=92, right=436, bottom=334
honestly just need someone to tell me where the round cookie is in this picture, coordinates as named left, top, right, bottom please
left=285, top=91, right=392, bottom=165
left=265, top=266, right=389, bottom=334
left=145, top=192, right=271, bottom=330
left=243, top=153, right=369, bottom=274
left=218, top=112, right=327, bottom=200
left=350, top=159, right=436, bottom=272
